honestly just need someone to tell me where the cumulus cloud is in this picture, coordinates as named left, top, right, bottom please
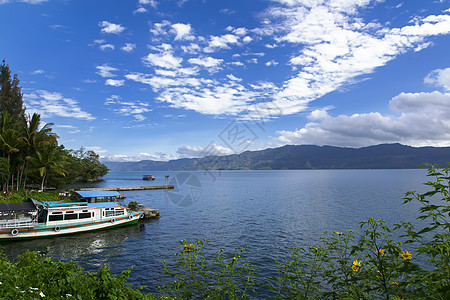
left=105, top=79, right=125, bottom=87
left=96, top=64, right=118, bottom=78
left=99, top=44, right=115, bottom=51
left=121, top=43, right=136, bottom=52
left=277, top=90, right=450, bottom=147
left=143, top=47, right=183, bottom=69
left=204, top=34, right=240, bottom=52
left=125, top=0, right=450, bottom=121
left=139, top=0, right=157, bottom=8
left=188, top=56, right=223, bottom=72
left=177, top=143, right=234, bottom=158
left=105, top=95, right=152, bottom=121
left=99, top=21, right=125, bottom=34
left=424, top=67, right=450, bottom=91
left=171, top=23, right=194, bottom=40
left=102, top=151, right=177, bottom=162
left=23, top=90, right=95, bottom=120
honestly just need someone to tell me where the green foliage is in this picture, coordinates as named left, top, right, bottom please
left=0, top=249, right=149, bottom=299
left=0, top=190, right=61, bottom=204
left=0, top=156, right=10, bottom=185
left=159, top=239, right=257, bottom=299
left=398, top=163, right=450, bottom=298
left=0, top=60, right=24, bottom=120
left=128, top=201, right=139, bottom=211
left=70, top=147, right=109, bottom=182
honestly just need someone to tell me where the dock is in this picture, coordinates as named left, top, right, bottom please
left=79, top=185, right=174, bottom=192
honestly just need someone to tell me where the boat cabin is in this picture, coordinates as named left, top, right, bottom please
left=75, top=191, right=121, bottom=203
left=36, top=201, right=126, bottom=224
left=0, top=200, right=37, bottom=223
left=143, top=175, right=156, bottom=181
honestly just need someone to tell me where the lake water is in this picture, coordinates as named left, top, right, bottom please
left=1, top=169, right=431, bottom=296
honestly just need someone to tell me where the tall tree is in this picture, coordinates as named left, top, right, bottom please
left=19, top=113, right=58, bottom=188
left=27, top=143, right=68, bottom=191
left=0, top=60, right=24, bottom=120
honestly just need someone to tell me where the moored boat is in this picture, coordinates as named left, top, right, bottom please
left=143, top=175, right=156, bottom=181
left=0, top=199, right=143, bottom=241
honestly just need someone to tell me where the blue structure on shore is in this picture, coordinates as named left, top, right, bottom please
left=75, top=191, right=121, bottom=203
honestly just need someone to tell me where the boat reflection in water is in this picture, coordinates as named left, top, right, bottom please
left=2, top=222, right=147, bottom=270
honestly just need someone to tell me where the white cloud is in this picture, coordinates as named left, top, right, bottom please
left=177, top=143, right=234, bottom=158
left=143, top=49, right=183, bottom=69
left=54, top=124, right=80, bottom=134
left=96, top=64, right=118, bottom=78
left=134, top=7, right=147, bottom=14
left=102, top=151, right=177, bottom=162
left=171, top=23, right=194, bottom=40
left=23, top=90, right=95, bottom=120
left=139, top=0, right=157, bottom=8
left=277, top=90, right=450, bottom=147
left=121, top=43, right=136, bottom=52
left=265, top=60, right=278, bottom=66
left=204, top=34, right=240, bottom=52
left=424, top=67, right=450, bottom=91
left=31, top=69, right=45, bottom=74
left=105, top=79, right=125, bottom=87
left=181, top=43, right=202, bottom=54
left=99, top=44, right=115, bottom=51
left=188, top=56, right=223, bottom=72
left=253, top=1, right=450, bottom=117
left=99, top=21, right=125, bottom=34
left=104, top=95, right=152, bottom=121
left=150, top=20, right=172, bottom=36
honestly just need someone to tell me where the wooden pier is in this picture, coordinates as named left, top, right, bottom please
left=79, top=185, right=174, bottom=192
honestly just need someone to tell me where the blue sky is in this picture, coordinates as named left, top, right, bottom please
left=1, top=0, right=449, bottom=162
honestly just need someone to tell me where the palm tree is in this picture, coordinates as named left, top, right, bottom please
left=0, top=111, right=22, bottom=191
left=28, top=143, right=68, bottom=191
left=19, top=113, right=57, bottom=189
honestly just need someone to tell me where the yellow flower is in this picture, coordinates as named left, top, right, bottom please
left=401, top=250, right=412, bottom=261
left=184, top=243, right=195, bottom=252
left=334, top=231, right=343, bottom=235
left=392, top=281, right=399, bottom=286
left=375, top=249, right=385, bottom=256
left=352, top=259, right=361, bottom=272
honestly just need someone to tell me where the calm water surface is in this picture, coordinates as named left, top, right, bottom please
left=2, top=169, right=429, bottom=295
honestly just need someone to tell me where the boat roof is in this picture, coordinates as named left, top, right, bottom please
left=0, top=201, right=37, bottom=213
left=44, top=201, right=122, bottom=210
left=75, top=190, right=121, bottom=198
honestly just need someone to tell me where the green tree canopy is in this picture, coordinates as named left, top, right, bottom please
left=0, top=60, right=24, bottom=120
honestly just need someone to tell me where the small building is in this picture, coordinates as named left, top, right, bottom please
left=75, top=191, right=121, bottom=203
left=0, top=200, right=38, bottom=220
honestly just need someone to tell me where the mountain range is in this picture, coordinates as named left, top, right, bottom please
left=104, top=143, right=450, bottom=171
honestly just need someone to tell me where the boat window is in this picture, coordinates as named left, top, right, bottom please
left=51, top=212, right=63, bottom=214
left=37, top=210, right=48, bottom=223
left=49, top=214, right=64, bottom=221
left=79, top=212, right=91, bottom=219
left=105, top=210, right=115, bottom=217
left=64, top=213, right=78, bottom=220
left=82, top=210, right=88, bottom=212
left=66, top=211, right=74, bottom=214
left=115, top=209, right=125, bottom=216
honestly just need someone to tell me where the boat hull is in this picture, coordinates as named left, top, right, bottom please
left=0, top=212, right=142, bottom=241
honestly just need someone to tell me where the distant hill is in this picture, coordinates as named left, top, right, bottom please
left=104, top=143, right=450, bottom=171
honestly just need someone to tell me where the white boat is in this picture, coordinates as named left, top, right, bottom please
left=0, top=200, right=143, bottom=241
